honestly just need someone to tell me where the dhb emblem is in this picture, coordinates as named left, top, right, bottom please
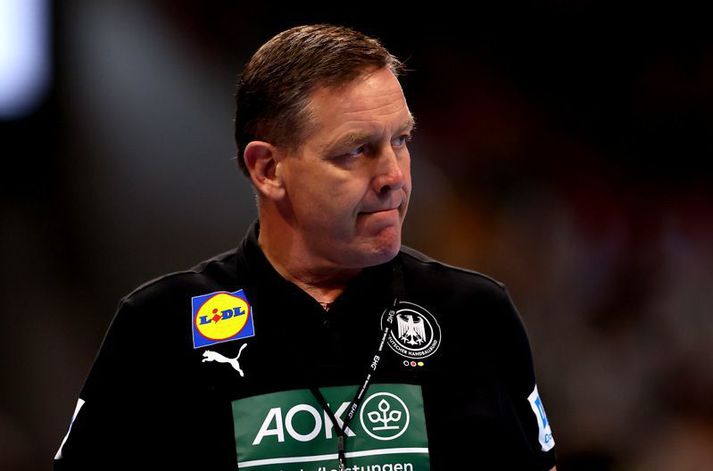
left=381, top=301, right=441, bottom=360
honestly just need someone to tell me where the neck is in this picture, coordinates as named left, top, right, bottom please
left=257, top=207, right=361, bottom=305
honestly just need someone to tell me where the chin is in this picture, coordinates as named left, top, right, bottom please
left=368, top=245, right=400, bottom=266
left=359, top=226, right=402, bottom=267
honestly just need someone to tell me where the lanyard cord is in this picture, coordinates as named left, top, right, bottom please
left=310, top=262, right=404, bottom=471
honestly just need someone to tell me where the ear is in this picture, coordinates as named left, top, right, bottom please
left=243, top=141, right=286, bottom=200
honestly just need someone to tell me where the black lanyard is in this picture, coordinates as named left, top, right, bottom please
left=310, top=262, right=404, bottom=471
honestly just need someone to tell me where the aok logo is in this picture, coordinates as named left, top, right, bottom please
left=253, top=402, right=356, bottom=445
left=252, top=392, right=410, bottom=446
left=232, top=384, right=430, bottom=470
left=360, top=392, right=410, bottom=441
left=191, top=289, right=255, bottom=348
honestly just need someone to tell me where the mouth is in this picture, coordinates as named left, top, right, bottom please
left=367, top=207, right=399, bottom=214
left=358, top=207, right=401, bottom=220
left=360, top=201, right=404, bottom=215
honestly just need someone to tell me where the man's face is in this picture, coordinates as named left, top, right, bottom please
left=278, top=67, right=414, bottom=269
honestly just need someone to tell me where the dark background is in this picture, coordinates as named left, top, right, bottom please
left=2, top=1, right=712, bottom=469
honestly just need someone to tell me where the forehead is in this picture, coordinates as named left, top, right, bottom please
left=303, top=68, right=412, bottom=147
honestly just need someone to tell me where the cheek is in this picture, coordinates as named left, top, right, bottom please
left=320, top=167, right=371, bottom=203
left=329, top=181, right=369, bottom=215
left=284, top=158, right=374, bottom=223
left=402, top=154, right=412, bottom=186
left=295, top=175, right=365, bottom=220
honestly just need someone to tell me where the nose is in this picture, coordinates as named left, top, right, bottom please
left=373, top=146, right=406, bottom=196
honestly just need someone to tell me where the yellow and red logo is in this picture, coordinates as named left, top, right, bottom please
left=191, top=289, right=254, bottom=348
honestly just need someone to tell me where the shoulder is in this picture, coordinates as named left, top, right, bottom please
left=119, top=247, right=240, bottom=310
left=95, top=248, right=243, bottom=354
left=397, top=245, right=532, bottom=371
left=398, top=245, right=510, bottom=306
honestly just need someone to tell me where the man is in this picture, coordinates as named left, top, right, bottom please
left=55, top=24, right=557, bottom=470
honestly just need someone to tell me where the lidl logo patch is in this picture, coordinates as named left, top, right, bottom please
left=191, top=289, right=255, bottom=348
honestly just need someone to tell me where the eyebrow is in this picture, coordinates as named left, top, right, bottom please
left=327, top=115, right=417, bottom=152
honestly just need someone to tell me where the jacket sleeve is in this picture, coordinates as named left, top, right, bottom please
left=495, top=286, right=557, bottom=470
left=53, top=299, right=158, bottom=470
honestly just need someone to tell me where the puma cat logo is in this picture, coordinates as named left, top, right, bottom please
left=202, top=343, right=248, bottom=377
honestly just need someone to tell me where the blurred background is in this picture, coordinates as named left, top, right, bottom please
left=1, top=1, right=712, bottom=470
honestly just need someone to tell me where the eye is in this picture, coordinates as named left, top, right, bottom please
left=346, top=144, right=367, bottom=158
left=393, top=134, right=413, bottom=147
